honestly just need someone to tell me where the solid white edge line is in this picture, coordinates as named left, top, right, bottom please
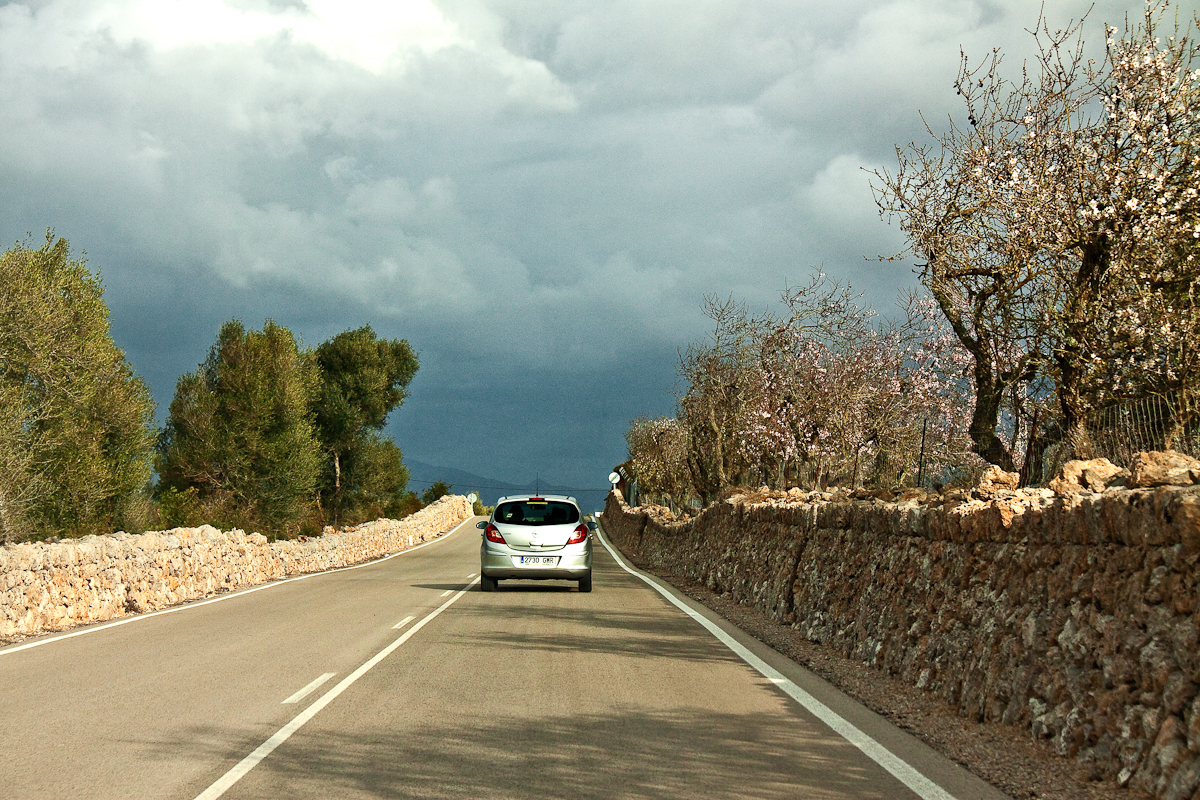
left=596, top=528, right=957, bottom=800
left=1, top=516, right=479, bottom=657
left=391, top=615, right=416, bottom=630
left=281, top=672, right=336, bottom=705
left=194, top=577, right=481, bottom=800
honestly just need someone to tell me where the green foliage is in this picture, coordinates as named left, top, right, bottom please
left=157, top=485, right=203, bottom=529
left=471, top=498, right=492, bottom=516
left=311, top=325, right=418, bottom=526
left=420, top=481, right=451, bottom=505
left=0, top=234, right=156, bottom=541
left=386, top=491, right=424, bottom=520
left=156, top=321, right=422, bottom=535
left=326, top=433, right=412, bottom=524
left=313, top=325, right=418, bottom=450
left=157, top=320, right=323, bottom=537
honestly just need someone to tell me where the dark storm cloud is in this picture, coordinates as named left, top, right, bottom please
left=0, top=0, right=1193, bottom=486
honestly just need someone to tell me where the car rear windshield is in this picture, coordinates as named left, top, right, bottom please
left=494, top=500, right=580, bottom=526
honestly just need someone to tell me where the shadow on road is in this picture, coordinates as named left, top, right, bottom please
left=482, top=580, right=576, bottom=592
left=156, top=706, right=897, bottom=800
left=139, top=533, right=910, bottom=799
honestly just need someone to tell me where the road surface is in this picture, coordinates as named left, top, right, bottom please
left=0, top=516, right=1006, bottom=799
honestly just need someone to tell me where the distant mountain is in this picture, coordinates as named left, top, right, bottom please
left=403, top=459, right=519, bottom=506
left=404, top=458, right=609, bottom=511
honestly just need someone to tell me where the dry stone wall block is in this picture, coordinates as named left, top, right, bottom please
left=1131, top=452, right=1200, bottom=489
left=0, top=495, right=471, bottom=638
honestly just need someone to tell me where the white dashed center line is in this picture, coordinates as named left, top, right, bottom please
left=282, top=673, right=336, bottom=705
left=194, top=578, right=479, bottom=800
left=392, top=615, right=416, bottom=630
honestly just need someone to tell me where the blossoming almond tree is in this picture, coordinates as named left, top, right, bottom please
left=624, top=415, right=689, bottom=508
left=760, top=278, right=974, bottom=489
left=675, top=294, right=763, bottom=503
left=874, top=0, right=1200, bottom=469
left=640, top=276, right=973, bottom=502
left=1076, top=2, right=1200, bottom=443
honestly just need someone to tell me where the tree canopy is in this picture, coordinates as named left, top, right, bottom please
left=629, top=277, right=972, bottom=506
left=0, top=234, right=156, bottom=541
left=873, top=0, right=1200, bottom=473
left=158, top=321, right=420, bottom=534
left=157, top=320, right=324, bottom=536
left=311, top=326, right=418, bottom=525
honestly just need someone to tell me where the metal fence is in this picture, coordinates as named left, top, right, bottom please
left=1085, top=394, right=1200, bottom=467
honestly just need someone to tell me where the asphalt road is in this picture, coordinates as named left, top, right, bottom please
left=0, top=517, right=1007, bottom=799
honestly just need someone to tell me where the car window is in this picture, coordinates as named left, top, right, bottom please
left=495, top=500, right=580, bottom=526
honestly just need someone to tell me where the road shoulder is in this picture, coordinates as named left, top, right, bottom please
left=599, top=527, right=1149, bottom=800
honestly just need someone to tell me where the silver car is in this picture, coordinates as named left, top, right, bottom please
left=478, top=495, right=596, bottom=592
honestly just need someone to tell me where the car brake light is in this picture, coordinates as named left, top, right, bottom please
left=484, top=523, right=506, bottom=544
left=566, top=524, right=588, bottom=545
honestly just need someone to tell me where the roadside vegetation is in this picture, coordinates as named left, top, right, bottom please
left=626, top=0, right=1200, bottom=509
left=154, top=319, right=426, bottom=538
left=627, top=278, right=974, bottom=507
left=0, top=234, right=431, bottom=543
left=0, top=234, right=156, bottom=541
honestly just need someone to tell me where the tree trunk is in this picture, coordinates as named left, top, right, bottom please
left=927, top=272, right=1016, bottom=471
left=1055, top=241, right=1109, bottom=458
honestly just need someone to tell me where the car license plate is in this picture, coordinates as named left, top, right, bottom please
left=516, top=556, right=558, bottom=566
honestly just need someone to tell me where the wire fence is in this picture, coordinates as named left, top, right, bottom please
left=1084, top=394, right=1200, bottom=467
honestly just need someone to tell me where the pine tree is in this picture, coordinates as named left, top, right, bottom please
left=157, top=320, right=323, bottom=536
left=0, top=234, right=156, bottom=540
left=311, top=325, right=418, bottom=526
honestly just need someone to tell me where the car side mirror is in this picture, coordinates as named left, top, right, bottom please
left=586, top=521, right=598, bottom=531
left=476, top=520, right=488, bottom=529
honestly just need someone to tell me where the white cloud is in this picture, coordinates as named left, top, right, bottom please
left=799, top=153, right=894, bottom=251
left=44, top=0, right=466, bottom=75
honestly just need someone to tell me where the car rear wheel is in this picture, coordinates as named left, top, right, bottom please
left=481, top=574, right=498, bottom=592
left=578, top=574, right=592, bottom=593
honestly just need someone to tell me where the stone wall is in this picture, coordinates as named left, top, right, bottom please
left=603, top=481, right=1200, bottom=800
left=0, top=494, right=472, bottom=638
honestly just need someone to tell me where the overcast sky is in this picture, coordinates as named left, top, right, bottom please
left=1, top=0, right=1195, bottom=492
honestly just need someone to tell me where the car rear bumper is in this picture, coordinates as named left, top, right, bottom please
left=480, top=544, right=592, bottom=580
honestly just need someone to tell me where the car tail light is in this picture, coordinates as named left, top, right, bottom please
left=484, top=523, right=506, bottom=544
left=566, top=524, right=588, bottom=545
